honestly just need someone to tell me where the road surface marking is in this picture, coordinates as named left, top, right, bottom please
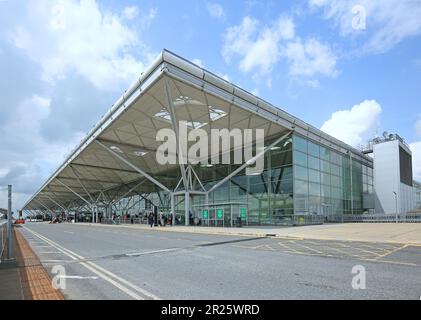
left=23, top=226, right=160, bottom=300
left=375, top=244, right=409, bottom=260
left=125, top=248, right=178, bottom=256
left=64, top=231, right=74, bottom=234
left=38, top=251, right=61, bottom=254
left=57, top=275, right=99, bottom=280
left=290, top=241, right=325, bottom=255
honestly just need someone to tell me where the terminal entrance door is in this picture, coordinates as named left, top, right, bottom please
left=195, top=203, right=248, bottom=227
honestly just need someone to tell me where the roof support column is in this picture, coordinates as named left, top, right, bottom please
left=69, top=165, right=95, bottom=204
left=34, top=199, right=56, bottom=218
left=185, top=191, right=190, bottom=226
left=171, top=193, right=175, bottom=226
left=56, top=179, right=92, bottom=206
left=95, top=140, right=172, bottom=194
left=164, top=79, right=188, bottom=192
left=45, top=195, right=68, bottom=221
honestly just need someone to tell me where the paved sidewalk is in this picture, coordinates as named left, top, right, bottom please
left=0, top=260, right=24, bottom=300
left=75, top=222, right=421, bottom=245
left=0, top=227, right=64, bottom=300
left=0, top=227, right=23, bottom=300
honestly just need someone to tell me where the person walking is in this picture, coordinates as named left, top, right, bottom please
left=159, top=211, right=164, bottom=227
left=148, top=212, right=154, bottom=228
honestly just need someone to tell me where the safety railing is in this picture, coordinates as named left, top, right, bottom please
left=326, top=214, right=421, bottom=223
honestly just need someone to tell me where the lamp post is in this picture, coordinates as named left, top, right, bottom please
left=393, top=191, right=398, bottom=223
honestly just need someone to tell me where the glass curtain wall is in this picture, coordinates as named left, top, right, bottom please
left=293, top=134, right=373, bottom=216
left=193, top=134, right=293, bottom=225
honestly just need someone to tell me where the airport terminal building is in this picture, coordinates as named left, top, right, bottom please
left=22, top=50, right=421, bottom=226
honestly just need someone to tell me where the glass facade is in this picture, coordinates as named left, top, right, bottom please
left=183, top=136, right=294, bottom=225
left=115, top=133, right=374, bottom=226
left=293, top=135, right=374, bottom=216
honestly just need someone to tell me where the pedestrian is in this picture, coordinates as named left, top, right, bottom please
left=148, top=212, right=154, bottom=228
left=159, top=211, right=164, bottom=227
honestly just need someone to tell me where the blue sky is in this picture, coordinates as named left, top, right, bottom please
left=0, top=0, right=421, bottom=211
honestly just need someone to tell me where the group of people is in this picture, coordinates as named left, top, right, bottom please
left=108, top=211, right=182, bottom=227
left=147, top=211, right=179, bottom=227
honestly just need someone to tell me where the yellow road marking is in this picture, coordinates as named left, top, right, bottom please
left=324, top=246, right=361, bottom=258
left=349, top=246, right=383, bottom=257
left=375, top=244, right=409, bottom=260
left=290, top=241, right=325, bottom=255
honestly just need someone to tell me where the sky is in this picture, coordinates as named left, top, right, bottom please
left=0, top=0, right=421, bottom=212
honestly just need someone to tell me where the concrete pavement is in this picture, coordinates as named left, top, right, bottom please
left=77, top=222, right=421, bottom=245
left=16, top=222, right=421, bottom=300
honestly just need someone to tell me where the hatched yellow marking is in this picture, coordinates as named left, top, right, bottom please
left=375, top=244, right=409, bottom=260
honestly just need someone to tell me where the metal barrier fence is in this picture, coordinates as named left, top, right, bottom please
left=101, top=217, right=147, bottom=225
left=98, top=213, right=421, bottom=228
left=0, top=220, right=7, bottom=262
left=326, top=214, right=421, bottom=223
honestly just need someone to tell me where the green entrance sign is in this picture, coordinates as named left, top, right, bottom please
left=203, top=209, right=209, bottom=219
left=216, top=208, right=223, bottom=219
left=240, top=208, right=247, bottom=220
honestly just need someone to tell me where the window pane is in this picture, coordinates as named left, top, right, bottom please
left=309, top=183, right=320, bottom=196
left=308, top=141, right=320, bottom=158
left=320, top=146, right=330, bottom=161
left=294, top=135, right=307, bottom=153
left=331, top=164, right=340, bottom=176
left=331, top=187, right=342, bottom=199
left=331, top=175, right=341, bottom=187
left=321, top=172, right=330, bottom=185
left=321, top=184, right=331, bottom=198
left=308, top=169, right=321, bottom=183
left=271, top=150, right=293, bottom=167
left=295, top=165, right=308, bottom=181
left=331, top=151, right=341, bottom=165
left=308, top=156, right=320, bottom=170
left=295, top=179, right=308, bottom=194
left=293, top=150, right=307, bottom=167
left=320, top=160, right=330, bottom=173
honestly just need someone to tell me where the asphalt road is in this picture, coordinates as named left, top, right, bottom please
left=18, top=222, right=421, bottom=300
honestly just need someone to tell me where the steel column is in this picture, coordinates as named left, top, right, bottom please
left=95, top=140, right=172, bottom=194
left=56, top=179, right=92, bottom=206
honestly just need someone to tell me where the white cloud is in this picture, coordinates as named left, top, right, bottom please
left=321, top=99, right=382, bottom=147
left=283, top=38, right=338, bottom=77
left=222, top=15, right=338, bottom=82
left=12, top=0, right=156, bottom=91
left=0, top=95, right=81, bottom=206
left=222, top=16, right=295, bottom=75
left=309, top=0, right=421, bottom=54
left=410, top=141, right=421, bottom=182
left=0, top=0, right=157, bottom=211
left=206, top=3, right=225, bottom=19
left=415, top=114, right=421, bottom=137
left=123, top=6, right=139, bottom=20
